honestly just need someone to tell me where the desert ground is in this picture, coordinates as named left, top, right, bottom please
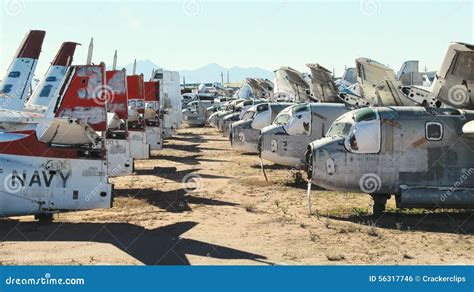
left=0, top=127, right=472, bottom=265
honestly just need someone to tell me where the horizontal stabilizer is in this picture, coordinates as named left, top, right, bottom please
left=36, top=118, right=100, bottom=145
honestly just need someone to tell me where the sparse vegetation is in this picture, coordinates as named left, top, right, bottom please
left=244, top=204, right=257, bottom=213
left=403, top=253, right=415, bottom=259
left=367, top=225, right=382, bottom=237
left=327, top=253, right=345, bottom=261
left=309, top=231, right=318, bottom=242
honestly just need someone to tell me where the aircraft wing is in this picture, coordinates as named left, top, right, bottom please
left=0, top=108, right=44, bottom=124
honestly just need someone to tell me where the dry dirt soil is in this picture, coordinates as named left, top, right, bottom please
left=0, top=127, right=472, bottom=265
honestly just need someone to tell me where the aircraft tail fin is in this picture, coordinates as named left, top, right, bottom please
left=0, top=30, right=46, bottom=110
left=306, top=63, right=340, bottom=103
left=49, top=63, right=108, bottom=131
left=430, top=42, right=474, bottom=109
left=27, top=42, right=79, bottom=109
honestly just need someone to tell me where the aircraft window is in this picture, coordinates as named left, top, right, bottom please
left=354, top=108, right=377, bottom=122
left=345, top=120, right=381, bottom=154
left=256, top=104, right=269, bottom=112
left=8, top=71, right=20, bottom=78
left=327, top=122, right=353, bottom=137
left=284, top=108, right=311, bottom=136
left=273, top=114, right=291, bottom=125
left=453, top=51, right=474, bottom=79
left=344, top=68, right=357, bottom=84
left=238, top=85, right=253, bottom=99
left=46, top=76, right=57, bottom=82
left=242, top=110, right=255, bottom=120
left=39, top=84, right=53, bottom=97
left=2, top=84, right=13, bottom=93
left=292, top=104, right=309, bottom=114
left=426, top=122, right=443, bottom=141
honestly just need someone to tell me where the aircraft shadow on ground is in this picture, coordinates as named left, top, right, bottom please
left=166, top=135, right=223, bottom=144
left=134, top=167, right=229, bottom=182
left=150, top=154, right=229, bottom=166
left=328, top=212, right=474, bottom=235
left=114, top=187, right=238, bottom=213
left=250, top=163, right=294, bottom=171
left=0, top=220, right=269, bottom=265
left=165, top=143, right=226, bottom=153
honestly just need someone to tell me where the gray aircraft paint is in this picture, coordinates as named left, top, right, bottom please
left=259, top=103, right=350, bottom=167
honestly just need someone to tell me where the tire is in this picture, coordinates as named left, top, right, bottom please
left=371, top=194, right=390, bottom=217
left=35, top=213, right=53, bottom=224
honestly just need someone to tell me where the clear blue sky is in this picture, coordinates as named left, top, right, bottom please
left=0, top=0, right=472, bottom=77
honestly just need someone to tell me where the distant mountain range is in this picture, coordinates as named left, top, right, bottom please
left=116, top=60, right=274, bottom=83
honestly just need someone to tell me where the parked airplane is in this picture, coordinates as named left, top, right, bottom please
left=127, top=74, right=150, bottom=160
left=259, top=103, right=350, bottom=167
left=105, top=68, right=134, bottom=176
left=0, top=63, right=112, bottom=220
left=144, top=80, right=163, bottom=150
left=151, top=69, right=181, bottom=138
left=230, top=102, right=293, bottom=153
left=306, top=42, right=474, bottom=215
left=182, top=99, right=214, bottom=127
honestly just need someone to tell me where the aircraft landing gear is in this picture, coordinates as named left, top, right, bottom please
left=371, top=194, right=390, bottom=217
left=35, top=213, right=53, bottom=224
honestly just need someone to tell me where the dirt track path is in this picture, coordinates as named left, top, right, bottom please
left=0, top=127, right=472, bottom=265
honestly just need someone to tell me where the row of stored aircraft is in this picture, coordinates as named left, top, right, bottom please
left=190, top=42, right=474, bottom=216
left=0, top=30, right=182, bottom=221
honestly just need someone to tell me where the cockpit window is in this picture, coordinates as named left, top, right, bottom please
left=241, top=109, right=255, bottom=120
left=273, top=113, right=291, bottom=125
left=256, top=103, right=269, bottom=112
left=292, top=104, right=309, bottom=114
left=354, top=108, right=377, bottom=122
left=327, top=123, right=353, bottom=137
left=238, top=84, right=253, bottom=99
left=344, top=116, right=381, bottom=154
